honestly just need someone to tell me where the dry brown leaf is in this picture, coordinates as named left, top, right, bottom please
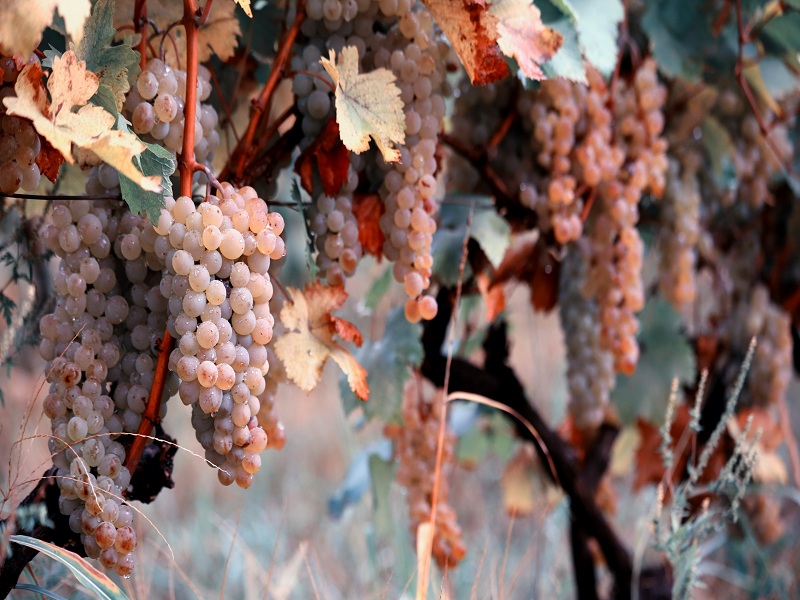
left=294, top=119, right=351, bottom=197
left=489, top=0, right=562, bottom=81
left=3, top=51, right=159, bottom=192
left=274, top=281, right=368, bottom=401
left=422, top=0, right=508, bottom=85
left=0, top=0, right=91, bottom=57
left=320, top=46, right=405, bottom=162
left=476, top=271, right=505, bottom=321
left=352, top=192, right=385, bottom=258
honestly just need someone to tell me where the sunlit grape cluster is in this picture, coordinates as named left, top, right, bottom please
left=583, top=59, right=668, bottom=375
left=384, top=376, right=466, bottom=569
left=155, top=185, right=286, bottom=488
left=0, top=53, right=42, bottom=195
left=38, top=198, right=174, bottom=576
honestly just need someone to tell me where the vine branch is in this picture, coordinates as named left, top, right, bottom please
left=222, top=3, right=306, bottom=182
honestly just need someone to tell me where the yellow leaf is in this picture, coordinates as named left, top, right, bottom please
left=0, top=0, right=91, bottom=57
left=320, top=46, right=405, bottom=163
left=234, top=0, right=253, bottom=17
left=500, top=444, right=537, bottom=515
left=2, top=51, right=160, bottom=192
left=489, top=0, right=563, bottom=81
left=274, top=282, right=369, bottom=400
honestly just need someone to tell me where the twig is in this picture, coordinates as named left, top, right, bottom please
left=199, top=0, right=215, bottom=25
left=223, top=3, right=306, bottom=182
left=733, top=0, right=793, bottom=173
left=134, top=0, right=148, bottom=70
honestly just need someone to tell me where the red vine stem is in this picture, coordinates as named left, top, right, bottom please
left=134, top=0, right=148, bottom=70
left=223, top=3, right=306, bottom=182
left=126, top=0, right=203, bottom=475
left=733, top=0, right=793, bottom=173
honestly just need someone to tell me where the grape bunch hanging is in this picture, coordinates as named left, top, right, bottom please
left=2, top=0, right=799, bottom=587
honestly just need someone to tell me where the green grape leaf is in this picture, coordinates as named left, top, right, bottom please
left=41, top=45, right=61, bottom=69
left=75, top=0, right=140, bottom=112
left=701, top=116, right=737, bottom=191
left=456, top=411, right=517, bottom=465
left=432, top=199, right=510, bottom=285
left=613, top=295, right=696, bottom=425
left=327, top=439, right=393, bottom=519
left=365, top=266, right=393, bottom=310
left=761, top=12, right=800, bottom=58
left=565, top=0, right=623, bottom=77
left=339, top=308, right=423, bottom=422
left=369, top=454, right=396, bottom=537
left=10, top=535, right=130, bottom=600
left=641, top=0, right=719, bottom=81
left=116, top=116, right=176, bottom=224
left=542, top=16, right=587, bottom=83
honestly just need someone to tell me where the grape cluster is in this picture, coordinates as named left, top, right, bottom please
left=740, top=286, right=792, bottom=407
left=307, top=166, right=363, bottom=285
left=583, top=59, right=668, bottom=375
left=559, top=245, right=614, bottom=430
left=384, top=376, right=466, bottom=569
left=155, top=185, right=286, bottom=488
left=711, top=89, right=792, bottom=209
left=123, top=59, right=219, bottom=163
left=519, top=68, right=622, bottom=243
left=38, top=198, right=173, bottom=576
left=0, top=53, right=42, bottom=195
left=658, top=155, right=701, bottom=309
left=375, top=16, right=450, bottom=322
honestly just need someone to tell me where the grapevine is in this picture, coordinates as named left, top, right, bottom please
left=1, top=0, right=800, bottom=598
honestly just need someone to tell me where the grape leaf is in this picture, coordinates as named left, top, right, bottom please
left=501, top=445, right=537, bottom=516
left=3, top=52, right=160, bottom=193
left=432, top=199, right=510, bottom=285
left=113, top=0, right=241, bottom=65
left=74, top=0, right=140, bottom=111
left=36, top=136, right=66, bottom=183
left=234, top=0, right=253, bottom=17
left=641, top=0, right=710, bottom=81
left=320, top=46, right=405, bottom=163
left=424, top=0, right=561, bottom=84
left=488, top=0, right=563, bottom=81
left=564, top=0, right=623, bottom=77
left=117, top=117, right=176, bottom=224
left=352, top=192, right=385, bottom=259
left=613, top=295, right=696, bottom=425
left=0, top=0, right=91, bottom=57
left=327, top=439, right=393, bottom=519
left=275, top=281, right=369, bottom=400
left=294, top=119, right=351, bottom=197
left=541, top=14, right=587, bottom=83
left=339, top=308, right=423, bottom=422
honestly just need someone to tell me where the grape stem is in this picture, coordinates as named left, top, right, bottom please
left=134, top=0, right=148, bottom=70
left=733, top=0, right=794, bottom=174
left=127, top=0, right=204, bottom=478
left=223, top=2, right=307, bottom=182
